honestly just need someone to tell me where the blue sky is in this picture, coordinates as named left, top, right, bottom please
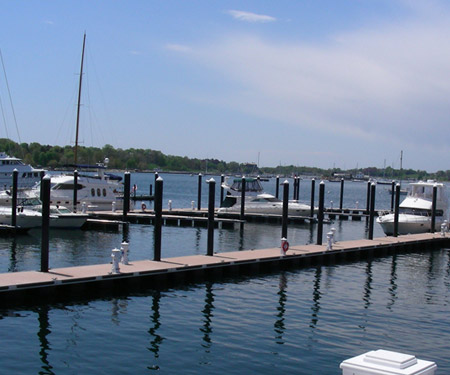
left=0, top=0, right=449, bottom=172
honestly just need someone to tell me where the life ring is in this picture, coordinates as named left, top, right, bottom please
left=282, top=240, right=289, bottom=253
left=141, top=203, right=147, bottom=211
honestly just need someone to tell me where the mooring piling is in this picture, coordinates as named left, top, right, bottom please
left=73, top=170, right=78, bottom=212
left=393, top=184, right=400, bottom=237
left=317, top=181, right=325, bottom=245
left=154, top=176, right=163, bottom=261
left=207, top=178, right=215, bottom=256
left=11, top=169, right=18, bottom=228
left=41, top=176, right=51, bottom=273
left=368, top=182, right=376, bottom=240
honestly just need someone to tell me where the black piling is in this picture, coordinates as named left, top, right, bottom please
left=240, top=177, right=246, bottom=221
left=197, top=173, right=202, bottom=211
left=431, top=184, right=437, bottom=233
left=207, top=178, right=216, bottom=256
left=39, top=170, right=45, bottom=201
left=123, top=172, right=131, bottom=219
left=73, top=170, right=78, bottom=212
left=154, top=176, right=163, bottom=261
left=11, top=169, right=18, bottom=228
left=317, top=181, right=325, bottom=245
left=366, top=181, right=371, bottom=215
left=40, top=176, right=51, bottom=273
left=297, top=177, right=301, bottom=201
left=393, top=184, right=400, bottom=237
left=275, top=176, right=280, bottom=199
left=390, top=180, right=395, bottom=211
left=149, top=184, right=153, bottom=197
left=292, top=177, right=297, bottom=200
left=220, top=174, right=225, bottom=205
left=368, top=183, right=376, bottom=240
left=310, top=178, right=316, bottom=220
left=339, top=178, right=344, bottom=210
left=282, top=180, right=289, bottom=239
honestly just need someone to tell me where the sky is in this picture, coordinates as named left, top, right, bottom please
left=0, top=0, right=449, bottom=172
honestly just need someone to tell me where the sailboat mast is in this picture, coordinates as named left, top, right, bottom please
left=74, top=33, right=86, bottom=166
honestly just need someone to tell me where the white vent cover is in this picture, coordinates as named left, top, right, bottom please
left=340, top=349, right=437, bottom=375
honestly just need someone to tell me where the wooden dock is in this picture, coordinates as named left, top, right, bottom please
left=90, top=206, right=374, bottom=227
left=1, top=232, right=449, bottom=306
left=91, top=210, right=242, bottom=229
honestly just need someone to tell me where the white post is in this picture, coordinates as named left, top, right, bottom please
left=121, top=242, right=129, bottom=265
left=326, top=231, right=333, bottom=251
left=331, top=227, right=337, bottom=243
left=112, top=201, right=116, bottom=213
left=111, top=248, right=121, bottom=274
left=168, top=200, right=172, bottom=211
left=82, top=202, right=87, bottom=213
left=191, top=200, right=195, bottom=210
left=330, top=200, right=334, bottom=209
left=355, top=201, right=359, bottom=209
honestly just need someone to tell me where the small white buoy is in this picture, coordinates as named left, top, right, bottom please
left=121, top=242, right=129, bottom=265
left=340, top=349, right=437, bottom=375
left=111, top=248, right=121, bottom=274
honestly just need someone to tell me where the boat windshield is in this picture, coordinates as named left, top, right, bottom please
left=230, top=178, right=263, bottom=193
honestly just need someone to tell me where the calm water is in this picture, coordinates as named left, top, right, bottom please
left=0, top=174, right=449, bottom=374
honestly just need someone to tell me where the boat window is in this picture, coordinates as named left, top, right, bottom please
left=54, top=183, right=83, bottom=190
left=103, top=188, right=107, bottom=197
left=91, top=188, right=95, bottom=197
left=97, top=188, right=101, bottom=196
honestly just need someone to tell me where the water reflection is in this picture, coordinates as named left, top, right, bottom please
left=310, top=267, right=322, bottom=329
left=147, top=291, right=163, bottom=359
left=37, top=306, right=54, bottom=375
left=8, top=238, right=18, bottom=272
left=111, top=298, right=128, bottom=326
left=274, top=272, right=287, bottom=344
left=194, top=227, right=202, bottom=255
left=200, top=282, right=215, bottom=351
left=363, top=260, right=373, bottom=309
left=387, top=255, right=398, bottom=311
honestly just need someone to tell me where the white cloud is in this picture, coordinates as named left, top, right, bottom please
left=187, top=7, right=450, bottom=169
left=165, top=43, right=192, bottom=53
left=227, top=10, right=276, bottom=23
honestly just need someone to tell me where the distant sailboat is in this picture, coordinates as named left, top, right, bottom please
left=387, top=151, right=407, bottom=195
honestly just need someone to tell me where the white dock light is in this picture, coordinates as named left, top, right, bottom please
left=340, top=349, right=437, bottom=375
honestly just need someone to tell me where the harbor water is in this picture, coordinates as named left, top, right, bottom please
left=0, top=174, right=449, bottom=374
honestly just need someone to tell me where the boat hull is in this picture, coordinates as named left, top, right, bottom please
left=377, top=213, right=444, bottom=235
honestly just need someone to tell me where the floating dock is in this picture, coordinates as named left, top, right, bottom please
left=1, top=232, right=448, bottom=306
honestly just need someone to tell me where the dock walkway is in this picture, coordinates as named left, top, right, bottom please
left=1, top=233, right=449, bottom=306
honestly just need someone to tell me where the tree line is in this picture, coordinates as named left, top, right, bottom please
left=1, top=138, right=448, bottom=181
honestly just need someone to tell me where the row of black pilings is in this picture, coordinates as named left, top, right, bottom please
left=31, top=173, right=439, bottom=273
left=117, top=173, right=443, bottom=262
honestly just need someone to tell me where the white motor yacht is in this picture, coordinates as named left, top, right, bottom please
left=218, top=177, right=315, bottom=216
left=0, top=199, right=88, bottom=229
left=377, top=180, right=448, bottom=235
left=0, top=152, right=45, bottom=189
